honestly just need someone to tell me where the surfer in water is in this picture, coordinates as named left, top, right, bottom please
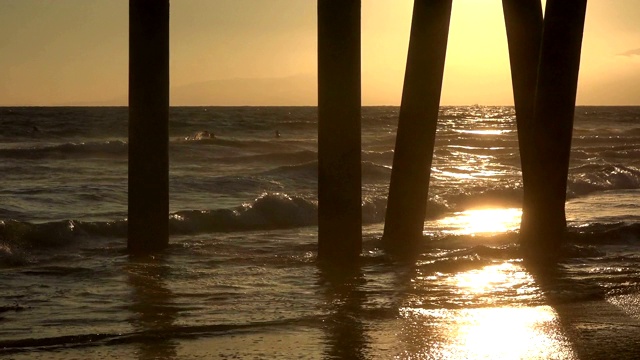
left=275, top=130, right=281, bottom=138
left=186, top=130, right=215, bottom=141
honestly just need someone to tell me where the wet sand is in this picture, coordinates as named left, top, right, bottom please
left=4, top=295, right=640, bottom=359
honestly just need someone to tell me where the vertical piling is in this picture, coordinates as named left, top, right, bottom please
left=128, top=0, right=170, bottom=254
left=502, top=0, right=543, bottom=196
left=521, top=0, right=588, bottom=254
left=502, top=0, right=543, bottom=251
left=383, top=0, right=452, bottom=250
left=317, top=0, right=362, bottom=262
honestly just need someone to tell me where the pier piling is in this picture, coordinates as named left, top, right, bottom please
left=317, top=0, right=362, bottom=262
left=502, top=0, right=543, bottom=207
left=518, top=0, right=587, bottom=254
left=128, top=0, right=170, bottom=254
left=383, top=0, right=452, bottom=251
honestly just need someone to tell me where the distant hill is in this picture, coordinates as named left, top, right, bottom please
left=171, top=73, right=316, bottom=106
left=83, top=73, right=317, bottom=106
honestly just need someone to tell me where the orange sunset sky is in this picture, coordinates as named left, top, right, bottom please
left=1, top=0, right=639, bottom=106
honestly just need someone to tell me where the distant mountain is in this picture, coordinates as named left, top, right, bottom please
left=170, top=73, right=317, bottom=106
left=79, top=73, right=317, bottom=106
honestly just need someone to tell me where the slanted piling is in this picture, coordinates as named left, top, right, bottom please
left=317, top=0, right=362, bottom=262
left=383, top=0, right=452, bottom=250
left=521, top=0, right=588, bottom=254
left=128, top=0, right=170, bottom=254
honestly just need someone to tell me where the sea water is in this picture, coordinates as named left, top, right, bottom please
left=1, top=106, right=639, bottom=358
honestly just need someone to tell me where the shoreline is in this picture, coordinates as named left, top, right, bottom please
left=4, top=295, right=640, bottom=359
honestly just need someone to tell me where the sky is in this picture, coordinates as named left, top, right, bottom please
left=1, top=0, right=639, bottom=106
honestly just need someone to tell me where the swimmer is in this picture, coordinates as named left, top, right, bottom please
left=275, top=130, right=281, bottom=138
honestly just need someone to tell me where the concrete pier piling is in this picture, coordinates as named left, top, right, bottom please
left=502, top=0, right=544, bottom=251
left=128, top=0, right=170, bottom=254
left=317, top=0, right=362, bottom=262
left=502, top=0, right=543, bottom=206
left=520, top=0, right=587, bottom=254
left=383, top=0, right=452, bottom=251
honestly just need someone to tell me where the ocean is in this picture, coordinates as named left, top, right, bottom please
left=1, top=106, right=639, bottom=359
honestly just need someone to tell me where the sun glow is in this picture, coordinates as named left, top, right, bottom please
left=437, top=208, right=522, bottom=235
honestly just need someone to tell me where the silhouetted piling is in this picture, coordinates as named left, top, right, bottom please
left=502, top=0, right=543, bottom=195
left=383, top=0, right=452, bottom=251
left=520, top=0, right=587, bottom=254
left=317, top=0, right=362, bottom=262
left=128, top=0, right=170, bottom=254
left=502, top=0, right=543, bottom=251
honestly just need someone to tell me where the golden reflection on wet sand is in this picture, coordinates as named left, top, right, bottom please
left=452, top=262, right=532, bottom=295
left=454, top=129, right=511, bottom=135
left=399, top=261, right=576, bottom=359
left=398, top=306, right=576, bottom=359
left=399, top=207, right=579, bottom=358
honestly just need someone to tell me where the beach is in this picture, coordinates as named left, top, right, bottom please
left=1, top=106, right=639, bottom=358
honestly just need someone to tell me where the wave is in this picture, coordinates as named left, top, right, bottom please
left=177, top=136, right=298, bottom=150
left=418, top=222, right=640, bottom=260
left=0, top=242, right=30, bottom=267
left=436, top=164, right=640, bottom=206
left=568, top=164, right=640, bottom=197
left=212, top=150, right=317, bottom=165
left=259, top=160, right=391, bottom=184
left=260, top=161, right=317, bottom=182
left=2, top=161, right=637, bottom=257
left=573, top=126, right=640, bottom=136
left=0, top=193, right=388, bottom=259
left=191, top=149, right=393, bottom=167
left=362, top=150, right=394, bottom=164
left=170, top=193, right=318, bottom=233
left=172, top=174, right=285, bottom=195
left=572, top=143, right=640, bottom=155
left=0, top=141, right=127, bottom=159
left=567, top=222, right=640, bottom=245
left=3, top=195, right=637, bottom=248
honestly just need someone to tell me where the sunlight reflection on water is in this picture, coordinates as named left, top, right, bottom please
left=435, top=207, right=522, bottom=235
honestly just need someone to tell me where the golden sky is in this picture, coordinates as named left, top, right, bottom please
left=1, top=0, right=639, bottom=106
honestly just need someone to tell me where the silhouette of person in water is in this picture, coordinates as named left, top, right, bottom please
left=186, top=130, right=215, bottom=141
left=275, top=130, right=281, bottom=138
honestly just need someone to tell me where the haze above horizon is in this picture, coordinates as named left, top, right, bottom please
left=1, top=0, right=639, bottom=106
